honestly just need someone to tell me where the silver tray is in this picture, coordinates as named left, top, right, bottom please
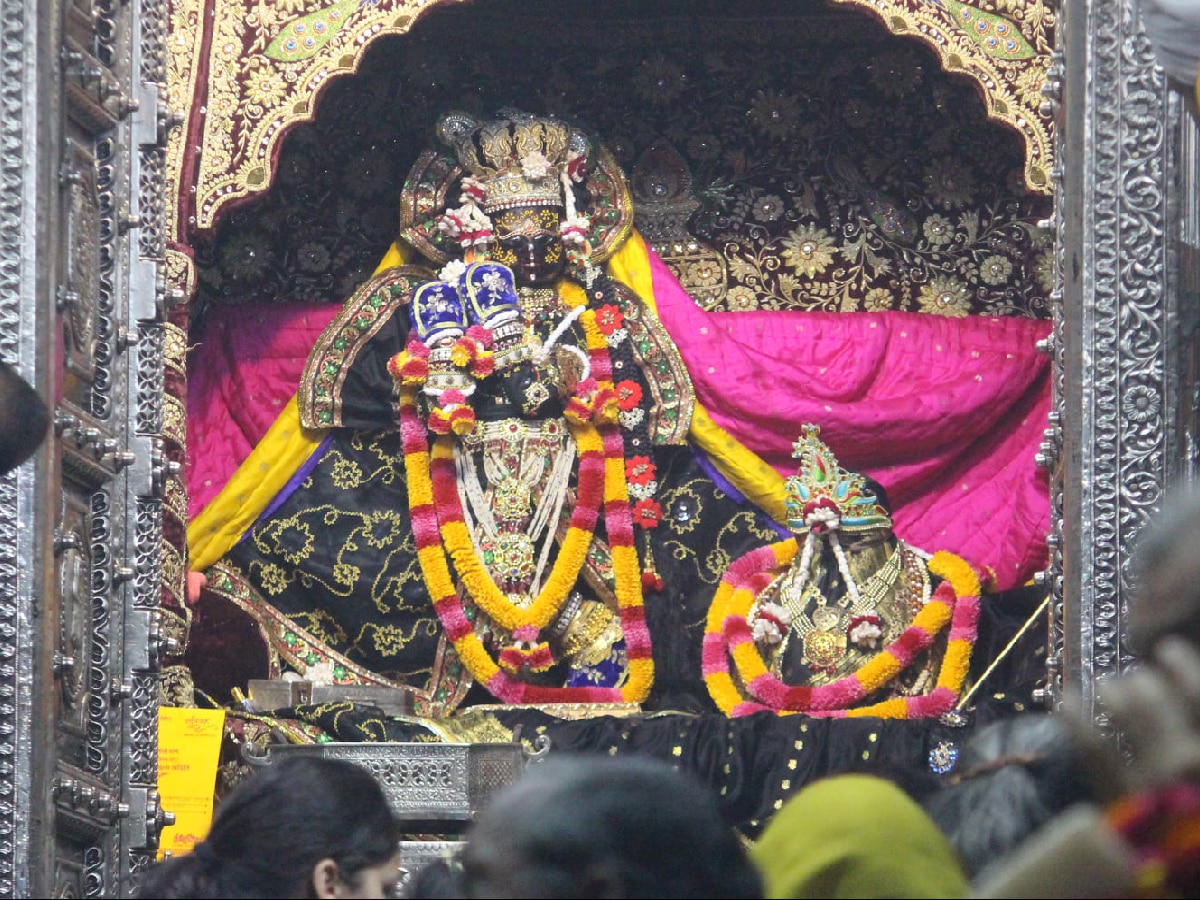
left=242, top=741, right=529, bottom=823
left=245, top=679, right=416, bottom=717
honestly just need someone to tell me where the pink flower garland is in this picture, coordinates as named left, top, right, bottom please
left=394, top=298, right=655, bottom=705
left=702, top=540, right=981, bottom=718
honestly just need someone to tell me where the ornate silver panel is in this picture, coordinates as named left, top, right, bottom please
left=253, top=742, right=527, bottom=823
left=1, top=1, right=44, bottom=894
left=1054, top=0, right=1193, bottom=724
left=120, top=0, right=174, bottom=887
left=0, top=0, right=170, bottom=895
left=56, top=492, right=95, bottom=740
left=61, top=139, right=102, bottom=410
left=86, top=490, right=114, bottom=779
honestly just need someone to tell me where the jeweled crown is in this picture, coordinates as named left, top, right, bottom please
left=784, top=424, right=892, bottom=534
left=437, top=110, right=588, bottom=213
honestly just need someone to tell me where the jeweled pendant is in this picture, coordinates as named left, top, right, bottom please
left=803, top=629, right=845, bottom=669
left=492, top=532, right=535, bottom=585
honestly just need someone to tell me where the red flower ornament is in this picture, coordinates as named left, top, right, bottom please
left=632, top=498, right=663, bottom=528
left=594, top=304, right=624, bottom=335
left=615, top=379, right=643, bottom=411
left=387, top=338, right=432, bottom=387
left=625, top=456, right=656, bottom=486
left=498, top=642, right=555, bottom=674
left=428, top=389, right=476, bottom=436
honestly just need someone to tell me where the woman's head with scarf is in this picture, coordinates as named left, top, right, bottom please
left=751, top=772, right=969, bottom=899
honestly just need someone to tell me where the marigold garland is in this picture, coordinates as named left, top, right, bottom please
left=1105, top=781, right=1200, bottom=898
left=387, top=338, right=431, bottom=386
left=575, top=283, right=661, bottom=536
left=430, top=425, right=604, bottom=632
left=396, top=292, right=653, bottom=705
left=702, top=540, right=981, bottom=719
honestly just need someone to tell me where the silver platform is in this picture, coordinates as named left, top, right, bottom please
left=242, top=740, right=530, bottom=827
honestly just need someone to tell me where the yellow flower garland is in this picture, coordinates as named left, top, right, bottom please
left=704, top=541, right=981, bottom=719
left=399, top=277, right=654, bottom=704
left=432, top=422, right=604, bottom=632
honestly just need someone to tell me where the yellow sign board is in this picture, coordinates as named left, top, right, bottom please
left=156, top=707, right=226, bottom=860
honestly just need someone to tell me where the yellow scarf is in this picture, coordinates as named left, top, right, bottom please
left=751, top=773, right=970, bottom=899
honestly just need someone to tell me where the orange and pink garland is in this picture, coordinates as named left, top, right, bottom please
left=702, top=541, right=980, bottom=718
left=396, top=301, right=653, bottom=705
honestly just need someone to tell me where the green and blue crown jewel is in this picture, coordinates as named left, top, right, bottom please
left=784, top=424, right=893, bottom=534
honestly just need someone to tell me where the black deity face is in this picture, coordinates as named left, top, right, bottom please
left=490, top=205, right=567, bottom=286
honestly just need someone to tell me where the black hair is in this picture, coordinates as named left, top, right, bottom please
left=0, top=359, right=49, bottom=476
left=133, top=755, right=403, bottom=899
left=1127, top=483, right=1200, bottom=654
left=459, top=753, right=763, bottom=899
left=920, top=713, right=1100, bottom=877
left=399, top=858, right=465, bottom=899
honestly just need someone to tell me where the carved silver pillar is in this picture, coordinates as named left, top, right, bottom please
left=0, top=0, right=171, bottom=895
left=1055, top=0, right=1193, bottom=720
left=0, top=5, right=43, bottom=894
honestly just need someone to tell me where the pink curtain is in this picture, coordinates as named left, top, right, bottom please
left=187, top=258, right=1051, bottom=590
left=187, top=302, right=340, bottom=519
left=648, top=252, right=1051, bottom=591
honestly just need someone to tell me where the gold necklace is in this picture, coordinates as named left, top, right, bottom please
left=779, top=541, right=904, bottom=621
left=518, top=286, right=561, bottom=317
left=456, top=419, right=575, bottom=598
left=763, top=541, right=931, bottom=674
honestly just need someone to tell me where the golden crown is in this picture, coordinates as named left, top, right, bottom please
left=436, top=110, right=588, bottom=213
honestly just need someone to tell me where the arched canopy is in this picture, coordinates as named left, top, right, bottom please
left=164, top=0, right=1054, bottom=250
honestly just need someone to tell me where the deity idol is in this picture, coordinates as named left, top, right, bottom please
left=187, top=110, right=785, bottom=715
left=703, top=424, right=982, bottom=719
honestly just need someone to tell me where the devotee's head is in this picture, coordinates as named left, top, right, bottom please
left=459, top=753, right=763, bottom=899
left=133, top=755, right=404, bottom=899
left=0, top=359, right=49, bottom=476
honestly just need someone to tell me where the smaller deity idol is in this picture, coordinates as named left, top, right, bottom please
left=703, top=424, right=983, bottom=718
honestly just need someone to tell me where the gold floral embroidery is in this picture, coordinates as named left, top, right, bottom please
left=187, top=14, right=1053, bottom=322
left=293, top=609, right=349, bottom=648
left=367, top=623, right=410, bottom=657
left=361, top=511, right=404, bottom=550
left=258, top=562, right=290, bottom=595
left=781, top=225, right=838, bottom=279
left=330, top=455, right=364, bottom=489
left=180, top=2, right=1053, bottom=237
left=332, top=562, right=360, bottom=586
left=918, top=276, right=971, bottom=317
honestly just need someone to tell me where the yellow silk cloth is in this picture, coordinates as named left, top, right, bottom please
left=188, top=232, right=786, bottom=571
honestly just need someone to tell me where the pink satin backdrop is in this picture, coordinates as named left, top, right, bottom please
left=647, top=252, right=1051, bottom=591
left=187, top=302, right=341, bottom=519
left=187, top=254, right=1051, bottom=590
